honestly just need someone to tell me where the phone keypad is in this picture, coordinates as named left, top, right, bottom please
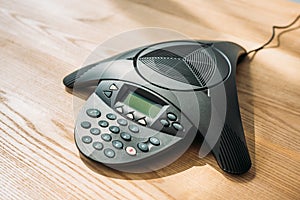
left=75, top=81, right=193, bottom=168
left=79, top=106, right=163, bottom=160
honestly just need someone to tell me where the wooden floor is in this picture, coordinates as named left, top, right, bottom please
left=1, top=0, right=300, bottom=199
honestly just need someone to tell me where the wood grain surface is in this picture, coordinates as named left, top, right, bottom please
left=1, top=0, right=300, bottom=199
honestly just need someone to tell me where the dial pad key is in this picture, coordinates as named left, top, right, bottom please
left=112, top=140, right=123, bottom=149
left=81, top=121, right=91, bottom=129
left=128, top=124, right=139, bottom=133
left=117, top=118, right=128, bottom=126
left=98, top=120, right=109, bottom=128
left=120, top=132, right=131, bottom=141
left=93, top=142, right=103, bottom=150
left=109, top=126, right=120, bottom=134
left=82, top=136, right=92, bottom=144
left=137, top=143, right=149, bottom=152
left=104, top=148, right=115, bottom=158
left=106, top=113, right=117, bottom=120
left=90, top=128, right=100, bottom=135
left=86, top=109, right=101, bottom=118
left=101, top=134, right=112, bottom=142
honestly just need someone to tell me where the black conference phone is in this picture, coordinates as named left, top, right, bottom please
left=63, top=40, right=252, bottom=174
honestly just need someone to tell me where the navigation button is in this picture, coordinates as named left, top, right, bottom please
left=160, top=119, right=170, bottom=127
left=137, top=118, right=147, bottom=126
left=104, top=91, right=112, bottom=98
left=126, top=113, right=134, bottom=120
left=98, top=120, right=109, bottom=128
left=109, top=84, right=118, bottom=90
left=137, top=143, right=149, bottom=152
left=167, top=113, right=177, bottom=121
left=172, top=122, right=184, bottom=131
left=90, top=128, right=100, bottom=135
left=86, top=109, right=101, bottom=118
left=115, top=106, right=123, bottom=114
left=126, top=146, right=137, bottom=156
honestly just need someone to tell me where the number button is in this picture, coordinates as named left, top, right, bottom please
left=82, top=136, right=92, bottom=144
left=81, top=121, right=91, bottom=129
left=172, top=122, right=184, bottom=131
left=112, top=140, right=123, bottom=149
left=101, top=134, right=112, bottom=142
left=90, top=128, right=100, bottom=135
left=106, top=113, right=117, bottom=120
left=120, top=132, right=131, bottom=141
left=104, top=148, right=115, bottom=158
left=98, top=120, right=109, bottom=128
left=109, top=126, right=120, bottom=134
left=93, top=142, right=103, bottom=150
left=160, top=119, right=170, bottom=127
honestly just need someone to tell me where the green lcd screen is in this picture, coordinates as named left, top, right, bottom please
left=123, top=91, right=162, bottom=118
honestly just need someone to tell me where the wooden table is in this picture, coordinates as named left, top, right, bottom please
left=1, top=0, right=300, bottom=199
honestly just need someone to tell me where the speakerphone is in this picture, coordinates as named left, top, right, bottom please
left=63, top=40, right=251, bottom=174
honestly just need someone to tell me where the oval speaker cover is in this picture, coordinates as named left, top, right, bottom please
left=135, top=41, right=231, bottom=91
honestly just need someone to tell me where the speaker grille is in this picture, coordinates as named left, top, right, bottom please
left=139, top=44, right=217, bottom=87
left=217, top=124, right=251, bottom=174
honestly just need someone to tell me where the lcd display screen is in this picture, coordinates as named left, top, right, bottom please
left=123, top=91, right=162, bottom=118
